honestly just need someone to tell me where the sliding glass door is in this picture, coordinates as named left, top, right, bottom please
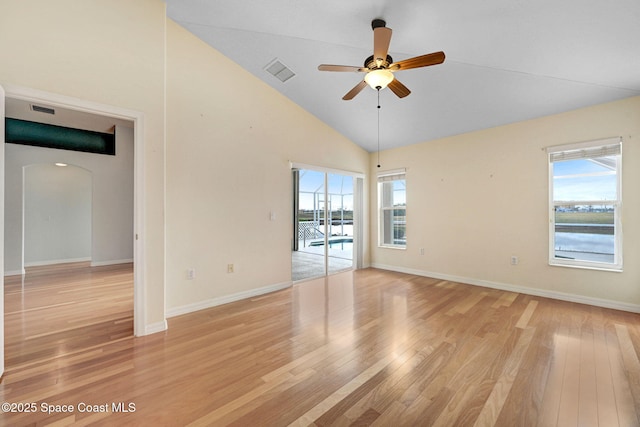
left=326, top=173, right=353, bottom=275
left=292, top=167, right=356, bottom=281
left=292, top=169, right=327, bottom=281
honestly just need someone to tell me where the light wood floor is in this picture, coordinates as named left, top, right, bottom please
left=3, top=262, right=134, bottom=371
left=1, top=265, right=639, bottom=426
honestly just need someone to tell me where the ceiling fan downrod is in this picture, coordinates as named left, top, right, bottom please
left=377, top=88, right=381, bottom=168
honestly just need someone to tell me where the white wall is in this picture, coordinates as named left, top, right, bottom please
left=0, top=0, right=166, bottom=328
left=5, top=125, right=134, bottom=274
left=24, top=163, right=92, bottom=266
left=165, top=21, right=370, bottom=314
left=371, top=96, right=640, bottom=310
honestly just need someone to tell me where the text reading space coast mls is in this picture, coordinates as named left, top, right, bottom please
left=2, top=401, right=136, bottom=414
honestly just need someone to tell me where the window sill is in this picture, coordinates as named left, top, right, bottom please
left=549, top=260, right=623, bottom=273
left=379, top=245, right=406, bottom=250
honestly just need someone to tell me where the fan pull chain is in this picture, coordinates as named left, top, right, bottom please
left=377, top=88, right=381, bottom=168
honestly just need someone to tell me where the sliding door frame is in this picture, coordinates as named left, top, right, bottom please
left=291, top=162, right=364, bottom=280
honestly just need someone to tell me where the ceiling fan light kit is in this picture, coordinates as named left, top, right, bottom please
left=364, top=69, right=394, bottom=89
left=318, top=19, right=445, bottom=100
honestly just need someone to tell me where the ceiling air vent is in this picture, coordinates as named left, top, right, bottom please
left=31, top=104, right=56, bottom=115
left=265, top=59, right=295, bottom=83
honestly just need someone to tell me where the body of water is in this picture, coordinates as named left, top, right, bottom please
left=555, top=232, right=614, bottom=263
left=555, top=232, right=614, bottom=255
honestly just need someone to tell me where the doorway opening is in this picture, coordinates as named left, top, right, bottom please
left=1, top=84, right=146, bottom=374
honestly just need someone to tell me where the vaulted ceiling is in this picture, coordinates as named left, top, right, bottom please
left=167, top=0, right=640, bottom=152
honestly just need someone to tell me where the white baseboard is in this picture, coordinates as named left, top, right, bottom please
left=371, top=263, right=640, bottom=314
left=142, top=320, right=168, bottom=336
left=91, top=259, right=134, bottom=267
left=166, top=281, right=292, bottom=318
left=4, top=269, right=25, bottom=277
left=25, top=257, right=91, bottom=267
left=4, top=258, right=133, bottom=276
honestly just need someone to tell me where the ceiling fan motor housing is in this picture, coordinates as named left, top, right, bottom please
left=365, top=54, right=393, bottom=69
left=371, top=19, right=386, bottom=29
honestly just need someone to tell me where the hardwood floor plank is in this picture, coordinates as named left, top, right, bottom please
left=316, top=325, right=445, bottom=425
left=398, top=302, right=511, bottom=424
left=615, top=324, right=640, bottom=422
left=515, top=300, right=538, bottom=329
left=369, top=400, right=406, bottom=426
left=495, top=301, right=553, bottom=426
left=473, top=326, right=535, bottom=426
left=602, top=320, right=636, bottom=426
left=556, top=310, right=582, bottom=426
left=287, top=355, right=394, bottom=426
left=428, top=328, right=514, bottom=427
left=445, top=289, right=488, bottom=315
left=261, top=320, right=379, bottom=383
left=578, top=315, right=599, bottom=427
left=340, top=298, right=480, bottom=421
left=347, top=407, right=381, bottom=426
left=592, top=307, right=621, bottom=427
left=491, top=291, right=518, bottom=309
left=536, top=306, right=569, bottom=426
left=188, top=369, right=317, bottom=426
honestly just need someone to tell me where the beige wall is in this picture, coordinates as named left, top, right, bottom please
left=0, top=0, right=166, bottom=327
left=371, top=96, right=640, bottom=308
left=165, top=21, right=369, bottom=312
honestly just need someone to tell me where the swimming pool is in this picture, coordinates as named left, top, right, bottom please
left=309, top=237, right=353, bottom=250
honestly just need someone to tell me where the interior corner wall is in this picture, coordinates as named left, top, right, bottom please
left=165, top=19, right=370, bottom=313
left=4, top=125, right=134, bottom=274
left=0, top=0, right=166, bottom=326
left=370, top=96, right=640, bottom=308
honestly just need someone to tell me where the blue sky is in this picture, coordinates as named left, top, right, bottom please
left=553, top=157, right=617, bottom=202
left=298, top=170, right=354, bottom=211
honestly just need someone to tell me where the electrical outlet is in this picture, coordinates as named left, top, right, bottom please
left=510, top=256, right=519, bottom=265
left=187, top=268, right=196, bottom=280
left=227, top=264, right=234, bottom=273
left=420, top=248, right=425, bottom=255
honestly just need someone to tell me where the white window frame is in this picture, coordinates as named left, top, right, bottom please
left=378, top=169, right=406, bottom=249
left=547, top=137, right=622, bottom=271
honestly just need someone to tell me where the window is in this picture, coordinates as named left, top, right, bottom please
left=548, top=137, right=622, bottom=270
left=378, top=170, right=406, bottom=248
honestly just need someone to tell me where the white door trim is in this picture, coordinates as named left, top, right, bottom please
left=0, top=83, right=5, bottom=376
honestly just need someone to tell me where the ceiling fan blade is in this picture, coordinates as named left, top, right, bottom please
left=318, top=64, right=367, bottom=72
left=389, top=51, right=445, bottom=71
left=388, top=78, right=411, bottom=98
left=342, top=80, right=368, bottom=100
left=373, top=27, right=392, bottom=65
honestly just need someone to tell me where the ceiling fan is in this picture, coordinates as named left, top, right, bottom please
left=318, top=19, right=445, bottom=100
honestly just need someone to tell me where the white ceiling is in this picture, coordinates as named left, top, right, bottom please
left=181, top=2, right=635, bottom=152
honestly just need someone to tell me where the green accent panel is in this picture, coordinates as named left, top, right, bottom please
left=5, top=118, right=115, bottom=155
